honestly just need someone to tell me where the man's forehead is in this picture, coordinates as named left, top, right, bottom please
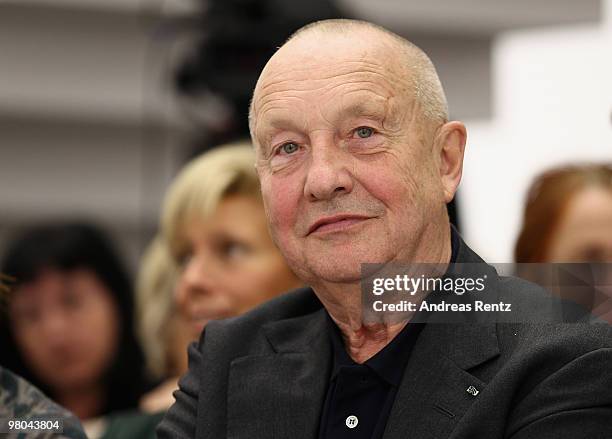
left=252, top=32, right=409, bottom=116
left=260, top=30, right=401, bottom=84
left=257, top=63, right=400, bottom=100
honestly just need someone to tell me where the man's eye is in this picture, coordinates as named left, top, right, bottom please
left=355, top=127, right=374, bottom=138
left=280, top=142, right=299, bottom=154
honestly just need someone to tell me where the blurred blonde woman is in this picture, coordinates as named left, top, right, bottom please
left=136, top=237, right=191, bottom=413
left=138, top=142, right=301, bottom=412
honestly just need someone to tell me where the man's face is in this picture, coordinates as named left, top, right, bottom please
left=252, top=34, right=446, bottom=284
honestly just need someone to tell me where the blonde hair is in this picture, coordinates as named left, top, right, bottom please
left=137, top=142, right=260, bottom=378
left=135, top=237, right=179, bottom=379
left=161, top=142, right=259, bottom=262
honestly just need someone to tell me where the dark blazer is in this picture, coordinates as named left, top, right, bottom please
left=157, top=238, right=612, bottom=439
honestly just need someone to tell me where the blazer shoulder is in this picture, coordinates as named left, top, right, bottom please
left=493, top=277, right=611, bottom=375
left=199, top=287, right=323, bottom=357
left=219, top=287, right=322, bottom=330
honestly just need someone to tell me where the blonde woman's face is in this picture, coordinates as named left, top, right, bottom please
left=175, top=194, right=300, bottom=338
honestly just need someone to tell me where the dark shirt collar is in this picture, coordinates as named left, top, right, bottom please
left=450, top=224, right=460, bottom=264
left=326, top=224, right=459, bottom=386
left=326, top=313, right=425, bottom=387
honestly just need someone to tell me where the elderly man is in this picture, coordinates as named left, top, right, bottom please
left=158, top=19, right=612, bottom=439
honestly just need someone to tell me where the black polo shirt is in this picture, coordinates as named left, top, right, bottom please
left=318, top=228, right=459, bottom=439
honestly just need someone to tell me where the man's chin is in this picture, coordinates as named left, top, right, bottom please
left=287, top=243, right=394, bottom=284
left=303, top=259, right=365, bottom=285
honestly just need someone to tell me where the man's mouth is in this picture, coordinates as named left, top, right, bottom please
left=307, top=214, right=373, bottom=235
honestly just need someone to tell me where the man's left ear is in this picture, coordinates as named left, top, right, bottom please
left=434, top=121, right=467, bottom=203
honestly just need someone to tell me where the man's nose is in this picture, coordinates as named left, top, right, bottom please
left=303, top=143, right=354, bottom=201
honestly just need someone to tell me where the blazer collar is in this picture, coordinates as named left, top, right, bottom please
left=227, top=295, right=331, bottom=439
left=232, top=233, right=500, bottom=439
left=427, top=230, right=501, bottom=369
left=262, top=300, right=328, bottom=354
left=381, top=321, right=499, bottom=439
left=383, top=233, right=501, bottom=439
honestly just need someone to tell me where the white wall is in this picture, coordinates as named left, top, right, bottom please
left=461, top=0, right=612, bottom=262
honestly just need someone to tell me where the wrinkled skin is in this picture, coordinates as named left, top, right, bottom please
left=250, top=28, right=466, bottom=360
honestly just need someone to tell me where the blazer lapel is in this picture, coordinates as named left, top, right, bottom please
left=227, top=307, right=331, bottom=439
left=227, top=234, right=499, bottom=439
left=383, top=235, right=501, bottom=439
left=382, top=321, right=499, bottom=439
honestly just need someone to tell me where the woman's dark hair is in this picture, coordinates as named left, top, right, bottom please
left=0, top=222, right=150, bottom=415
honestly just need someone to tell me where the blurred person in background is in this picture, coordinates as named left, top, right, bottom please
left=0, top=274, right=88, bottom=439
left=0, top=222, right=151, bottom=437
left=515, top=163, right=612, bottom=321
left=137, top=142, right=302, bottom=412
left=515, top=163, right=612, bottom=263
left=136, top=236, right=191, bottom=414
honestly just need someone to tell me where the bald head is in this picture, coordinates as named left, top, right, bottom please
left=249, top=19, right=449, bottom=142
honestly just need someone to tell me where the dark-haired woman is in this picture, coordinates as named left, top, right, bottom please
left=0, top=222, right=151, bottom=437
